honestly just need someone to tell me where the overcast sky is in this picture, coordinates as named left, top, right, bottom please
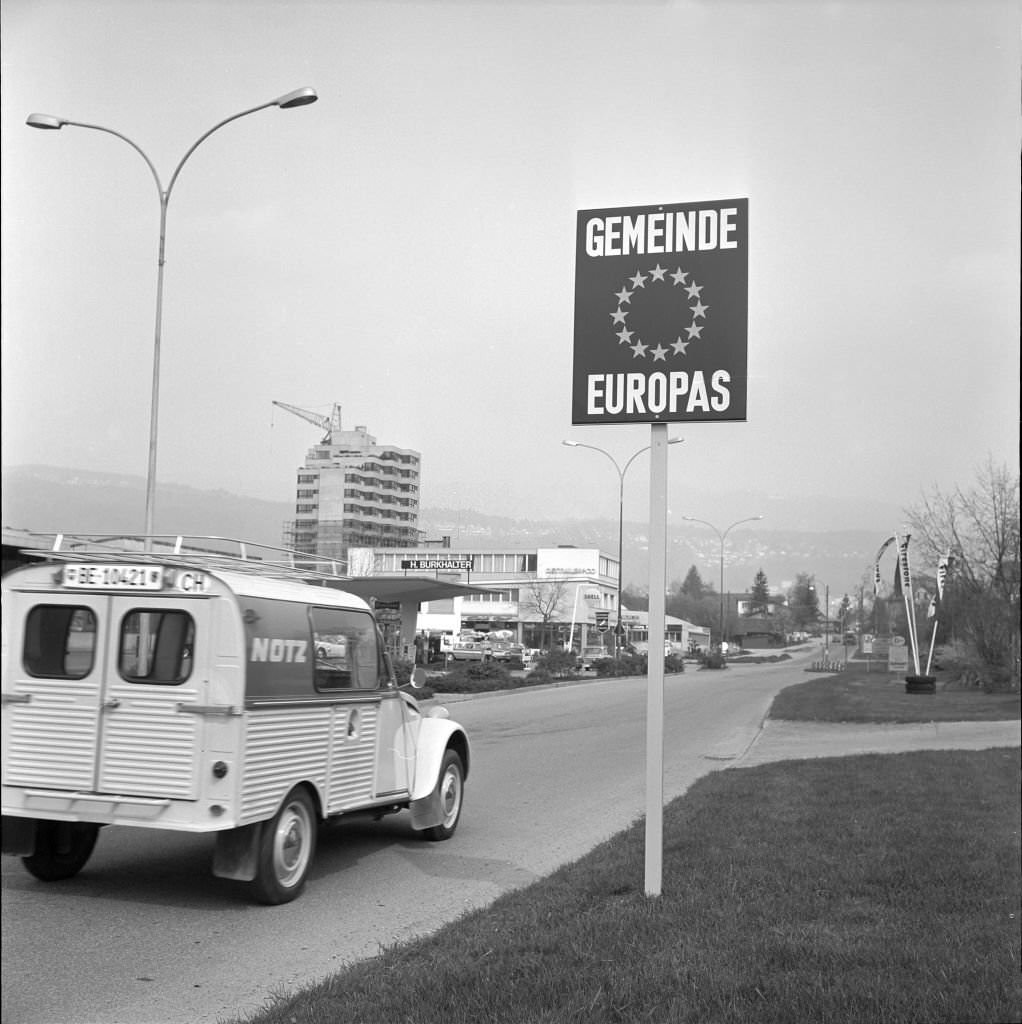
left=2, top=0, right=1018, bottom=533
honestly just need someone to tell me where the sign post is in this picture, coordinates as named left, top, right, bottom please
left=645, top=422, right=668, bottom=896
left=572, top=198, right=749, bottom=897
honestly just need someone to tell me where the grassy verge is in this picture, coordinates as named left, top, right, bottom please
left=231, top=747, right=1021, bottom=1024
left=770, top=669, right=1021, bottom=723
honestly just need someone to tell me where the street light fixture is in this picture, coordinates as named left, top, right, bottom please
left=563, top=437, right=683, bottom=653
left=26, top=87, right=318, bottom=544
left=681, top=514, right=764, bottom=648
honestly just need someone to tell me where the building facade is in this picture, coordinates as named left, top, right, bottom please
left=279, top=407, right=421, bottom=569
left=348, top=543, right=708, bottom=655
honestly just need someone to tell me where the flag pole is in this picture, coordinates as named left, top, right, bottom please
left=924, top=615, right=938, bottom=676
left=898, top=532, right=921, bottom=675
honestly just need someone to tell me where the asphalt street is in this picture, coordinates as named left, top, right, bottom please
left=2, top=653, right=1018, bottom=1024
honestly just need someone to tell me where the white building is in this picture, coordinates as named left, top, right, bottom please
left=347, top=543, right=709, bottom=656
left=277, top=404, right=421, bottom=568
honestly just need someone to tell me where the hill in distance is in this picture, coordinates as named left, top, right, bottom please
left=3, top=465, right=891, bottom=597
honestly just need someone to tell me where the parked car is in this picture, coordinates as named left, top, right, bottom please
left=576, top=645, right=612, bottom=670
left=448, top=641, right=492, bottom=662
left=490, top=641, right=525, bottom=665
left=314, top=635, right=348, bottom=660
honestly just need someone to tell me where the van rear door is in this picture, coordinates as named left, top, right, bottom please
left=97, top=596, right=210, bottom=800
left=3, top=590, right=209, bottom=802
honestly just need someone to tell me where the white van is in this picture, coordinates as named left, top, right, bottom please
left=1, top=536, right=469, bottom=904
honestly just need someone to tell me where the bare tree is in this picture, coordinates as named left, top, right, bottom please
left=906, top=457, right=1020, bottom=687
left=520, top=579, right=573, bottom=649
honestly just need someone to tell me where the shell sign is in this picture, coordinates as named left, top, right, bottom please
left=572, top=199, right=748, bottom=425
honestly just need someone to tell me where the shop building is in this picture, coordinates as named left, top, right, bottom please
left=348, top=543, right=708, bottom=654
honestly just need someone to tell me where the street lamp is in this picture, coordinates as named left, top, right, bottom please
left=682, top=514, right=763, bottom=648
left=809, top=579, right=831, bottom=654
left=27, top=87, right=318, bottom=544
left=563, top=437, right=683, bottom=653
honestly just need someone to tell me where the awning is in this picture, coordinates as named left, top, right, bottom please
left=330, top=575, right=495, bottom=605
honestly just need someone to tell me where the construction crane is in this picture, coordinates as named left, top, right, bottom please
left=272, top=401, right=343, bottom=444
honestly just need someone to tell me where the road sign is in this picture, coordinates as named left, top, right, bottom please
left=572, top=199, right=748, bottom=425
left=888, top=644, right=910, bottom=672
left=595, top=611, right=610, bottom=633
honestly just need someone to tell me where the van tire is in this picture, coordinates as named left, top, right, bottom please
left=22, top=821, right=100, bottom=881
left=422, top=750, right=464, bottom=842
left=251, top=787, right=317, bottom=905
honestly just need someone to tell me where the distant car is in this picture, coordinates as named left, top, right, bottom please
left=576, top=645, right=612, bottom=669
left=490, top=642, right=525, bottom=665
left=315, top=636, right=348, bottom=660
left=843, top=633, right=856, bottom=646
left=448, top=642, right=492, bottom=662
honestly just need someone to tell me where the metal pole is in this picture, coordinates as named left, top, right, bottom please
left=27, top=91, right=317, bottom=544
left=718, top=538, right=725, bottom=647
left=616, top=466, right=625, bottom=654
left=644, top=423, right=668, bottom=898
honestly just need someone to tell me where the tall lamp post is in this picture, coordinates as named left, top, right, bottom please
left=27, top=87, right=318, bottom=544
left=682, top=514, right=763, bottom=648
left=809, top=579, right=831, bottom=655
left=563, top=438, right=682, bottom=653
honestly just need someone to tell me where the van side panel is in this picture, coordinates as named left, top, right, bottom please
left=326, top=703, right=379, bottom=811
left=239, top=707, right=330, bottom=823
left=237, top=702, right=383, bottom=823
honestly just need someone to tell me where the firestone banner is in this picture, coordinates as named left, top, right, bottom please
left=572, top=198, right=748, bottom=424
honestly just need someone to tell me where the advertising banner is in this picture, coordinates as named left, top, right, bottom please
left=572, top=198, right=748, bottom=424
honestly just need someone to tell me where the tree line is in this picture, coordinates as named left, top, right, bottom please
left=622, top=459, right=1019, bottom=688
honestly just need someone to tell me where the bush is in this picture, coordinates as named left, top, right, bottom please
left=936, top=640, right=1020, bottom=693
left=536, top=648, right=578, bottom=677
left=524, top=667, right=555, bottom=686
left=700, top=650, right=728, bottom=670
left=592, top=653, right=686, bottom=677
left=431, top=660, right=520, bottom=694
left=594, top=653, right=643, bottom=677
left=666, top=653, right=686, bottom=674
left=391, top=658, right=416, bottom=687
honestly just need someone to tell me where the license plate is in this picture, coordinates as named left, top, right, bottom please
left=62, top=564, right=164, bottom=591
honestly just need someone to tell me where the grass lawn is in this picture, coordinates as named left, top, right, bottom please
left=230, top=746, right=1021, bottom=1024
left=769, top=668, right=1021, bottom=724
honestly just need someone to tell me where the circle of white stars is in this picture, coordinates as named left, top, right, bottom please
left=608, top=264, right=709, bottom=361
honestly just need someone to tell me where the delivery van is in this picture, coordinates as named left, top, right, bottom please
left=1, top=535, right=469, bottom=904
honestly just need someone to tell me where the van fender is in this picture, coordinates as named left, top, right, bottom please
left=408, top=717, right=469, bottom=830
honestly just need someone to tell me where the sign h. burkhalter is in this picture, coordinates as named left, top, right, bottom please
left=572, top=199, right=748, bottom=425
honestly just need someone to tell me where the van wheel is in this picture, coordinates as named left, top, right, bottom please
left=422, top=750, right=464, bottom=842
left=251, top=787, right=317, bottom=905
left=22, top=821, right=100, bottom=881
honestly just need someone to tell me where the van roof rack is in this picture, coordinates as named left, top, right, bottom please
left=12, top=532, right=350, bottom=586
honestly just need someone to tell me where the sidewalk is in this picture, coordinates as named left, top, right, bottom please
left=733, top=717, right=1021, bottom=768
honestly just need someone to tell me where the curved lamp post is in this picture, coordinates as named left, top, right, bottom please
left=563, top=437, right=683, bottom=652
left=682, top=514, right=763, bottom=647
left=27, top=87, right=318, bottom=544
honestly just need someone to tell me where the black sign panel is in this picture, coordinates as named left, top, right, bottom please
left=572, top=199, right=748, bottom=424
left=400, top=559, right=474, bottom=571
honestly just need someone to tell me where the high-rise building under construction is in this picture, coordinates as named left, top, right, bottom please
left=275, top=402, right=421, bottom=570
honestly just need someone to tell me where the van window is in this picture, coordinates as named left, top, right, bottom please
left=120, top=610, right=195, bottom=685
left=310, top=608, right=381, bottom=690
left=24, top=606, right=97, bottom=679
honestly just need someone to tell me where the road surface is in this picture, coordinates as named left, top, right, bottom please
left=2, top=651, right=815, bottom=1024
